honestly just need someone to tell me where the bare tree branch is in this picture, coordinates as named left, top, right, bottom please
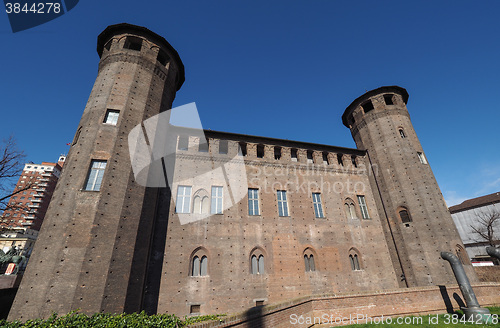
left=470, top=208, right=500, bottom=246
left=0, top=136, right=27, bottom=213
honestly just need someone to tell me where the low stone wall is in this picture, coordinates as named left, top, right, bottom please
left=475, top=266, right=500, bottom=282
left=187, top=283, right=500, bottom=328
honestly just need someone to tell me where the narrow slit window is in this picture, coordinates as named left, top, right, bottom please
left=72, top=126, right=82, bottom=145
left=337, top=153, right=344, bottom=166
left=357, top=195, right=370, bottom=219
left=219, top=140, right=228, bottom=154
left=322, top=152, right=329, bottom=165
left=307, top=150, right=314, bottom=164
left=83, top=160, right=107, bottom=191
left=399, top=209, right=412, bottom=223
left=238, top=142, right=247, bottom=156
left=274, top=147, right=281, bottom=160
left=417, top=152, right=427, bottom=164
left=399, top=129, right=406, bottom=139
left=257, top=144, right=265, bottom=158
left=291, top=148, right=298, bottom=162
left=384, top=94, right=394, bottom=105
left=103, top=109, right=120, bottom=125
left=351, top=156, right=357, bottom=168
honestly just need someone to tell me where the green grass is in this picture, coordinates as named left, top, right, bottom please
left=339, top=307, right=500, bottom=328
left=0, top=311, right=226, bottom=327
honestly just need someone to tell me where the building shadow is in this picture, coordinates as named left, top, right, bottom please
left=438, top=285, right=454, bottom=313
left=453, top=292, right=466, bottom=309
left=243, top=304, right=265, bottom=328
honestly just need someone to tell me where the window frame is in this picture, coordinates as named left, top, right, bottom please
left=312, top=192, right=324, bottom=218
left=277, top=190, right=289, bottom=217
left=176, top=185, right=192, bottom=214
left=211, top=186, right=223, bottom=215
left=83, top=160, right=107, bottom=191
left=357, top=195, right=370, bottom=219
left=248, top=188, right=260, bottom=216
left=103, top=109, right=120, bottom=125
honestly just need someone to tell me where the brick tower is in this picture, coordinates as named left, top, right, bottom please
left=9, top=23, right=184, bottom=320
left=342, top=86, right=476, bottom=288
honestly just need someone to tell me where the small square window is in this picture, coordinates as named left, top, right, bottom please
left=361, top=100, right=374, bottom=113
left=219, top=140, right=228, bottom=154
left=103, top=109, right=120, bottom=125
left=190, top=304, right=200, bottom=314
left=384, top=94, right=394, bottom=105
left=198, top=139, right=209, bottom=152
left=291, top=148, right=298, bottom=162
left=124, top=36, right=142, bottom=51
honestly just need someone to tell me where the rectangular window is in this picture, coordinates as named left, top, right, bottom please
left=291, top=148, right=298, bottom=162
left=176, top=186, right=192, bottom=213
left=248, top=188, right=259, bottom=216
left=357, top=195, right=370, bottom=219
left=103, top=109, right=120, bottom=125
left=83, top=160, right=107, bottom=191
left=277, top=190, right=289, bottom=217
left=211, top=186, right=223, bottom=214
left=198, top=139, right=209, bottom=152
left=417, top=152, right=427, bottom=164
left=312, top=193, right=324, bottom=218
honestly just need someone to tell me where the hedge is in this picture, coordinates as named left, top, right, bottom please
left=0, top=311, right=226, bottom=327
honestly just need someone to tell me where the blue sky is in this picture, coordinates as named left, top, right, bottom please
left=1, top=1, right=499, bottom=206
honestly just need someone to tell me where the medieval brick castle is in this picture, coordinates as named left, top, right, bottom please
left=8, top=24, right=479, bottom=320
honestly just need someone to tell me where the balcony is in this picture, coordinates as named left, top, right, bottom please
left=34, top=188, right=45, bottom=192
left=41, top=173, right=52, bottom=177
left=37, top=183, right=48, bottom=187
left=40, top=178, right=50, bottom=182
left=22, top=221, right=35, bottom=226
left=28, top=204, right=40, bottom=208
left=34, top=193, right=43, bottom=198
left=32, top=199, right=42, bottom=203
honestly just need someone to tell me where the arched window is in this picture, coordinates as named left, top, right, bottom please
left=349, top=249, right=362, bottom=271
left=303, top=248, right=317, bottom=272
left=250, top=248, right=266, bottom=275
left=193, top=189, right=209, bottom=214
left=190, top=248, right=208, bottom=276
left=398, top=208, right=412, bottom=223
left=344, top=199, right=357, bottom=220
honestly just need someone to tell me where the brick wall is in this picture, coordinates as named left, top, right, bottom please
left=188, top=284, right=500, bottom=328
left=475, top=266, right=500, bottom=283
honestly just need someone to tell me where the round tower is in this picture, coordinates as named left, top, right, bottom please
left=9, top=24, right=184, bottom=320
left=342, top=86, right=476, bottom=288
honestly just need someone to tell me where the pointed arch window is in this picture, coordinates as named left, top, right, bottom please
left=399, top=208, right=412, bottom=223
left=303, top=248, right=317, bottom=272
left=349, top=249, right=362, bottom=271
left=344, top=199, right=357, bottom=220
left=191, top=249, right=208, bottom=277
left=250, top=248, right=265, bottom=275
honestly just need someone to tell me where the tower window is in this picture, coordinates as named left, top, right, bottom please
left=72, top=126, right=82, bottom=145
left=361, top=100, right=374, bottom=113
left=357, top=195, right=370, bottom=219
left=384, top=94, right=394, bottom=105
left=399, top=129, right=406, bottom=138
left=191, top=255, right=208, bottom=276
left=198, top=139, right=209, bottom=152
left=417, top=152, right=427, bottom=164
left=104, top=40, right=112, bottom=51
left=157, top=50, right=170, bottom=66
left=83, top=160, right=107, bottom=191
left=312, top=193, right=324, bottom=218
left=190, top=305, right=201, bottom=314
left=274, top=147, right=282, bottom=160
left=257, top=144, right=265, bottom=158
left=304, top=254, right=316, bottom=272
left=307, top=150, right=314, bottom=164
left=103, top=109, right=120, bottom=125
left=322, top=152, right=329, bottom=165
left=277, top=190, right=289, bottom=217
left=349, top=253, right=361, bottom=271
left=344, top=199, right=357, bottom=220
left=291, top=148, right=298, bottom=162
left=238, top=142, right=247, bottom=156
left=211, top=186, right=223, bottom=214
left=219, top=140, right=228, bottom=154
left=351, top=156, right=357, bottom=168
left=175, top=185, right=192, bottom=213
left=399, top=209, right=412, bottom=223
left=178, top=136, right=189, bottom=151
left=123, top=36, right=142, bottom=51
left=251, top=254, right=265, bottom=274
left=337, top=153, right=344, bottom=166
left=248, top=188, right=260, bottom=216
